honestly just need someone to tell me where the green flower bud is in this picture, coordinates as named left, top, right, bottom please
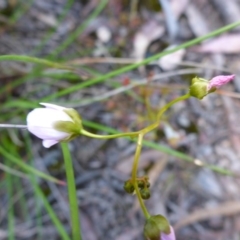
left=189, top=77, right=209, bottom=99
left=138, top=180, right=144, bottom=189
left=123, top=180, right=134, bottom=194
left=140, top=188, right=151, bottom=199
left=144, top=215, right=171, bottom=240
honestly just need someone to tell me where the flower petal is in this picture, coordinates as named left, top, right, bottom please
left=40, top=102, right=66, bottom=111
left=27, top=108, right=72, bottom=140
left=161, top=226, right=176, bottom=240
left=208, top=74, right=235, bottom=90
left=27, top=125, right=69, bottom=140
left=43, top=139, right=58, bottom=148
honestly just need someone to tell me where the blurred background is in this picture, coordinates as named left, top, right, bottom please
left=1, top=0, right=240, bottom=239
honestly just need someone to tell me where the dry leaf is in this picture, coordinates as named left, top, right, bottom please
left=132, top=20, right=164, bottom=59
left=171, top=0, right=190, bottom=18
left=158, top=45, right=186, bottom=71
left=194, top=34, right=240, bottom=53
left=185, top=3, right=210, bottom=37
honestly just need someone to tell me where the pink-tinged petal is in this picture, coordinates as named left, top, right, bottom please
left=40, top=102, right=66, bottom=111
left=207, top=74, right=235, bottom=91
left=160, top=226, right=176, bottom=240
left=27, top=125, right=69, bottom=141
left=43, top=139, right=59, bottom=148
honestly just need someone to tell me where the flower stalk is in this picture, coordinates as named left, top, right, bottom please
left=61, top=143, right=82, bottom=240
left=140, top=93, right=191, bottom=135
left=132, top=133, right=150, bottom=219
left=81, top=129, right=138, bottom=139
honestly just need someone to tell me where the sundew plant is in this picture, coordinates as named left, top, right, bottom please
left=1, top=19, right=240, bottom=240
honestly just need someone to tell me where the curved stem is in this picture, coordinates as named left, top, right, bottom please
left=81, top=94, right=191, bottom=140
left=141, top=93, right=191, bottom=134
left=132, top=134, right=150, bottom=219
left=157, top=93, right=190, bottom=122
left=81, top=94, right=191, bottom=220
left=81, top=129, right=138, bottom=139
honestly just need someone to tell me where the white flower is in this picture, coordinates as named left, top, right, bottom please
left=27, top=103, right=82, bottom=148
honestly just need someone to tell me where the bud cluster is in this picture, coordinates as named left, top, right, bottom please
left=124, top=176, right=151, bottom=199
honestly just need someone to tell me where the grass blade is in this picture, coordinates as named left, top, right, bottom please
left=61, top=143, right=82, bottom=240
left=0, top=145, right=65, bottom=185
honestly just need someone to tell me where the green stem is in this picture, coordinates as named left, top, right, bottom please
left=61, top=143, right=82, bottom=240
left=81, top=129, right=138, bottom=139
left=156, top=93, right=190, bottom=121
left=141, top=93, right=191, bottom=134
left=132, top=134, right=150, bottom=219
left=84, top=119, right=235, bottom=176
left=82, top=94, right=191, bottom=141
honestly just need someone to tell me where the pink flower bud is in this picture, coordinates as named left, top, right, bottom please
left=160, top=226, right=176, bottom=240
left=144, top=215, right=175, bottom=240
left=189, top=75, right=235, bottom=99
left=27, top=103, right=82, bottom=148
left=207, top=74, right=235, bottom=91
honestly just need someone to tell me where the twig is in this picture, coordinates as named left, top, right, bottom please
left=67, top=68, right=202, bottom=107
left=0, top=124, right=27, bottom=129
